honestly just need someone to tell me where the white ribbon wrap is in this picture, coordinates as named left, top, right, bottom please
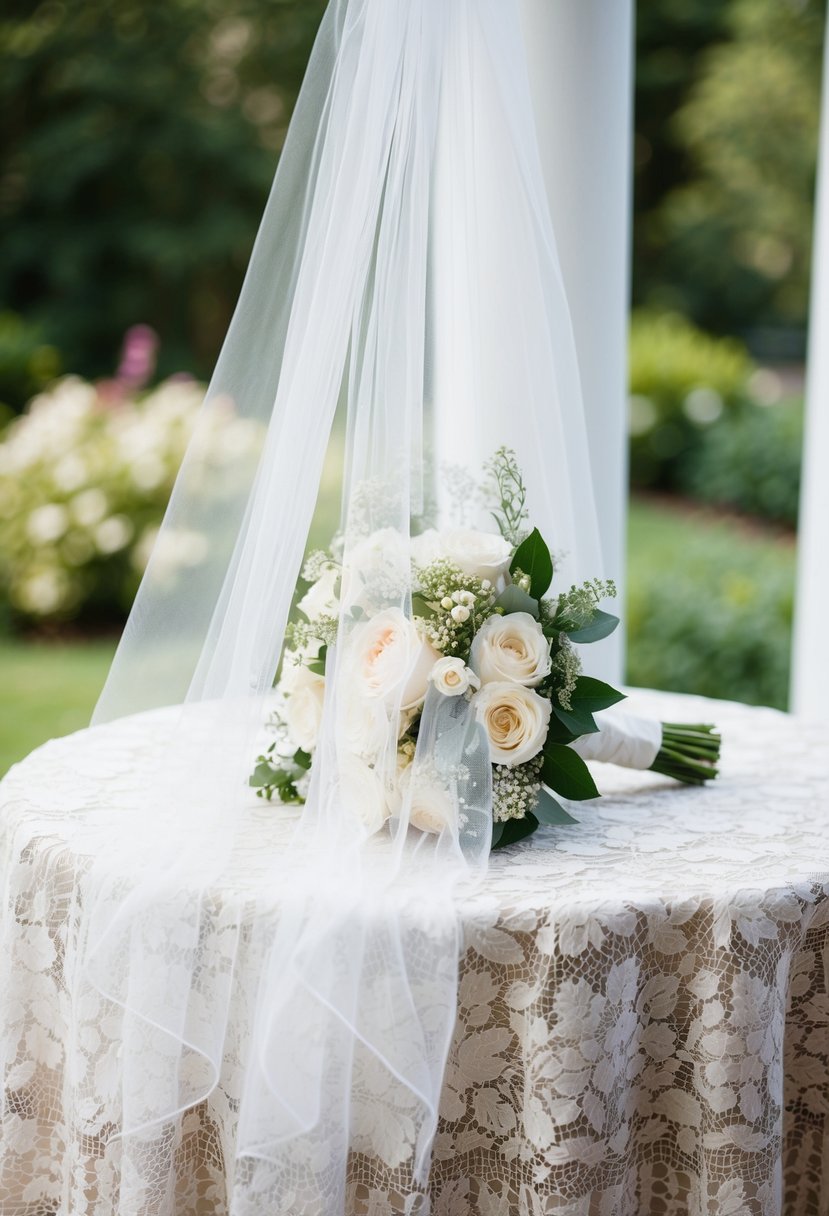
left=570, top=707, right=663, bottom=771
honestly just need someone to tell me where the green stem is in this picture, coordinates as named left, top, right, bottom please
left=650, top=723, right=721, bottom=785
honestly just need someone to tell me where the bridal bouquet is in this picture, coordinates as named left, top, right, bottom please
left=251, top=449, right=720, bottom=848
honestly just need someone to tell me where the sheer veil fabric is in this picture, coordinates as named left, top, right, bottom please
left=76, top=0, right=602, bottom=1211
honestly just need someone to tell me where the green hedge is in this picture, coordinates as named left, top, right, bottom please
left=629, top=311, right=754, bottom=490
left=680, top=399, right=802, bottom=526
left=626, top=501, right=794, bottom=709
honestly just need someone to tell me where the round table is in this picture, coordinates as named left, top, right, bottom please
left=1, top=690, right=828, bottom=1216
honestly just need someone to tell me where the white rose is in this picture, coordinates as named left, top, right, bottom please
left=341, top=528, right=408, bottom=609
left=298, top=565, right=339, bottom=621
left=399, top=765, right=456, bottom=835
left=284, top=666, right=326, bottom=753
left=349, top=607, right=439, bottom=709
left=339, top=754, right=390, bottom=836
left=469, top=612, right=552, bottom=687
left=341, top=695, right=390, bottom=763
left=430, top=656, right=480, bottom=697
left=473, top=681, right=551, bottom=767
left=410, top=528, right=444, bottom=568
left=440, top=527, right=512, bottom=582
left=279, top=643, right=323, bottom=694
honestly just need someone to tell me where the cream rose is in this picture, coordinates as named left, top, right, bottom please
left=349, top=607, right=439, bottom=709
left=339, top=754, right=390, bottom=835
left=410, top=528, right=444, bottom=568
left=297, top=564, right=339, bottom=621
left=284, top=666, right=326, bottom=753
left=469, top=611, right=551, bottom=687
left=472, top=681, right=551, bottom=767
left=440, top=527, right=512, bottom=582
left=429, top=656, right=480, bottom=697
left=340, top=695, right=390, bottom=763
left=399, top=765, right=456, bottom=835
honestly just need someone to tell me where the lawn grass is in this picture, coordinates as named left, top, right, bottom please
left=0, top=639, right=116, bottom=776
left=0, top=498, right=797, bottom=777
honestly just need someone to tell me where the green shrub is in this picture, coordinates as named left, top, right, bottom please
left=680, top=399, right=802, bottom=526
left=626, top=501, right=794, bottom=709
left=629, top=311, right=754, bottom=489
left=0, top=375, right=259, bottom=626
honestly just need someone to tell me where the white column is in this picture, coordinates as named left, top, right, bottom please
left=792, top=27, right=829, bottom=720
left=520, top=0, right=635, bottom=685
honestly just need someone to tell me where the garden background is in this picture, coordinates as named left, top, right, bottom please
left=0, top=0, right=819, bottom=773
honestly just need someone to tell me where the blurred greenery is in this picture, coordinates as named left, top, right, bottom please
left=682, top=398, right=802, bottom=526
left=0, top=638, right=115, bottom=775
left=0, top=0, right=823, bottom=405
left=1, top=0, right=326, bottom=399
left=626, top=498, right=795, bottom=710
left=635, top=0, right=822, bottom=343
left=628, top=311, right=754, bottom=489
left=0, top=498, right=796, bottom=775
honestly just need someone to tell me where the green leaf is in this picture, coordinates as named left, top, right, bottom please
left=411, top=593, right=437, bottom=619
left=490, top=812, right=540, bottom=850
left=510, top=527, right=553, bottom=599
left=570, top=676, right=626, bottom=714
left=565, top=610, right=620, bottom=644
left=307, top=644, right=328, bottom=676
left=495, top=584, right=540, bottom=619
left=249, top=761, right=279, bottom=788
left=534, top=786, right=578, bottom=826
left=544, top=714, right=579, bottom=745
left=541, top=744, right=600, bottom=801
left=293, top=748, right=312, bottom=771
left=551, top=703, right=599, bottom=737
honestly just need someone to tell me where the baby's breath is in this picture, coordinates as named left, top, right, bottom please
left=492, top=755, right=543, bottom=823
left=414, top=558, right=497, bottom=657
left=548, top=636, right=582, bottom=711
left=555, top=577, right=617, bottom=629
left=285, top=615, right=338, bottom=651
left=301, top=549, right=337, bottom=582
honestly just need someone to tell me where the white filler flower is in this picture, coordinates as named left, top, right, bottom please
left=473, top=681, right=551, bottom=767
left=470, top=611, right=552, bottom=687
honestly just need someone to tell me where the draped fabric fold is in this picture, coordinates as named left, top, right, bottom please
left=65, top=1, right=602, bottom=1210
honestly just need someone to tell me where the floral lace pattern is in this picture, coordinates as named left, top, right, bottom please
left=1, top=690, right=828, bottom=1215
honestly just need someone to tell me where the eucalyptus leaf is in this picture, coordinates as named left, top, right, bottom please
left=565, top=609, right=620, bottom=644
left=496, top=584, right=540, bottom=619
left=534, top=786, right=578, bottom=826
left=541, top=743, right=600, bottom=801
left=509, top=526, right=553, bottom=599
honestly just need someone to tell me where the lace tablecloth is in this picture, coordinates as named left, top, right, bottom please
left=2, top=690, right=829, bottom=1216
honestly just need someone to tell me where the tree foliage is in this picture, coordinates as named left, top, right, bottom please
left=0, top=0, right=325, bottom=393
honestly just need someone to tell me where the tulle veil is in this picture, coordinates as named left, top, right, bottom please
left=75, top=0, right=602, bottom=1209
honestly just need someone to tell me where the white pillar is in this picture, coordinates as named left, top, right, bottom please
left=792, top=26, right=829, bottom=720
left=520, top=0, right=635, bottom=685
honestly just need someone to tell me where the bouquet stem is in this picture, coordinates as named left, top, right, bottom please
left=650, top=723, right=721, bottom=785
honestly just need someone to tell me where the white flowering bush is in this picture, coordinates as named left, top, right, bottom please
left=0, top=375, right=257, bottom=624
